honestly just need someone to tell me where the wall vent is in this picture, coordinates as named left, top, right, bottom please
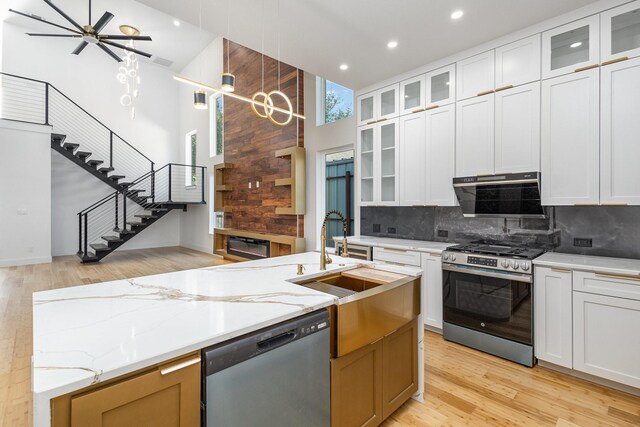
left=151, top=55, right=173, bottom=68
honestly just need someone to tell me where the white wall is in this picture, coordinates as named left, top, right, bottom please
left=2, top=22, right=182, bottom=256
left=304, top=72, right=356, bottom=251
left=177, top=37, right=224, bottom=254
left=0, top=120, right=51, bottom=266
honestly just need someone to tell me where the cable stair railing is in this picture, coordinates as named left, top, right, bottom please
left=0, top=72, right=207, bottom=262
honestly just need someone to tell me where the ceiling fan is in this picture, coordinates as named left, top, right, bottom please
left=8, top=0, right=153, bottom=63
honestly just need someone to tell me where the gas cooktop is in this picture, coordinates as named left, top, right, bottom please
left=446, top=241, right=545, bottom=260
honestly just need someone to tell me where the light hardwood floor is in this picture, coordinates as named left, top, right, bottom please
left=1, top=247, right=638, bottom=427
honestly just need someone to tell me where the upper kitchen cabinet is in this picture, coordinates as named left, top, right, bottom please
left=456, top=50, right=495, bottom=101
left=400, top=75, right=426, bottom=116
left=399, top=112, right=427, bottom=205
left=357, top=84, right=400, bottom=126
left=425, top=104, right=456, bottom=205
left=358, top=119, right=400, bottom=206
left=542, top=16, right=600, bottom=80
left=358, top=124, right=377, bottom=204
left=600, top=56, right=640, bottom=205
left=456, top=94, right=495, bottom=177
left=425, top=65, right=456, bottom=108
left=494, top=82, right=541, bottom=174
left=601, top=1, right=640, bottom=63
left=541, top=69, right=600, bottom=205
left=495, top=35, right=541, bottom=89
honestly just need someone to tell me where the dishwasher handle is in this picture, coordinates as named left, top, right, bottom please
left=257, top=330, right=296, bottom=352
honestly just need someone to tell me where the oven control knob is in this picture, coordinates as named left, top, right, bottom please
left=511, top=261, right=519, bottom=270
left=443, top=253, right=449, bottom=261
left=501, top=260, right=509, bottom=268
left=451, top=254, right=457, bottom=261
left=521, top=262, right=530, bottom=271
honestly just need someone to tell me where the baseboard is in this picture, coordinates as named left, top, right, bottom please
left=0, top=256, right=52, bottom=268
left=425, top=324, right=443, bottom=335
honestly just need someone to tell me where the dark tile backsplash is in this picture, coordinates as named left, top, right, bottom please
left=361, top=206, right=640, bottom=259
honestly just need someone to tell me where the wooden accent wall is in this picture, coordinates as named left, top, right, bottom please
left=222, top=40, right=304, bottom=237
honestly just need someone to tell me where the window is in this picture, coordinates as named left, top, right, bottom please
left=209, top=94, right=224, bottom=158
left=317, top=77, right=354, bottom=125
left=323, top=149, right=355, bottom=248
left=185, top=130, right=197, bottom=186
left=208, top=173, right=224, bottom=233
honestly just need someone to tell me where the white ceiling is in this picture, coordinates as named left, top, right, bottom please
left=3, top=0, right=215, bottom=70
left=135, top=0, right=601, bottom=90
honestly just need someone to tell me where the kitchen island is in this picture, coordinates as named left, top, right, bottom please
left=32, top=252, right=422, bottom=426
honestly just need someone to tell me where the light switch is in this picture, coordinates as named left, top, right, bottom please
left=17, top=208, right=28, bottom=216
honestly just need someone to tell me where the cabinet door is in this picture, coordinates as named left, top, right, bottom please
left=573, top=291, right=640, bottom=388
left=331, top=340, right=384, bottom=427
left=69, top=354, right=200, bottom=426
left=399, top=113, right=426, bottom=205
left=534, top=267, right=573, bottom=368
left=542, top=16, right=600, bottom=79
left=378, top=119, right=400, bottom=205
left=358, top=124, right=377, bottom=206
left=541, top=69, right=600, bottom=205
left=358, top=92, right=378, bottom=127
left=377, top=84, right=400, bottom=121
left=495, top=34, right=542, bottom=88
left=426, top=64, right=456, bottom=107
left=423, top=253, right=443, bottom=329
left=456, top=50, right=495, bottom=101
left=494, top=82, right=541, bottom=174
left=400, top=75, right=426, bottom=116
left=455, top=94, right=495, bottom=177
left=382, top=318, right=418, bottom=420
left=601, top=57, right=640, bottom=205
left=601, top=0, right=640, bottom=63
left=425, top=104, right=456, bottom=206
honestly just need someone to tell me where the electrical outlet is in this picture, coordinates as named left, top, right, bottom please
left=438, top=229, right=449, bottom=238
left=387, top=227, right=396, bottom=234
left=373, top=224, right=381, bottom=233
left=574, top=238, right=593, bottom=248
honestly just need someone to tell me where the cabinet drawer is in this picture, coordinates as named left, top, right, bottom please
left=573, top=270, right=640, bottom=301
left=373, top=247, right=422, bottom=267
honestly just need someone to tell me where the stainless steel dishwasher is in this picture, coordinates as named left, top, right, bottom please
left=201, top=309, right=331, bottom=427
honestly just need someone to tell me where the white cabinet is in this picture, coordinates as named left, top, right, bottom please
left=357, top=92, right=377, bottom=127
left=426, top=65, right=456, bottom=107
left=573, top=291, right=640, bottom=388
left=534, top=267, right=573, bottom=369
left=456, top=51, right=495, bottom=101
left=400, top=75, right=426, bottom=116
left=455, top=94, right=495, bottom=177
left=494, top=82, right=541, bottom=174
left=425, top=105, right=456, bottom=206
left=399, top=113, right=426, bottom=205
left=422, top=253, right=443, bottom=330
left=541, top=69, right=600, bottom=205
left=358, top=119, right=400, bottom=206
left=542, top=16, right=600, bottom=80
left=357, top=84, right=400, bottom=126
left=495, top=34, right=541, bottom=88
left=601, top=0, right=640, bottom=63
left=600, top=57, right=640, bottom=205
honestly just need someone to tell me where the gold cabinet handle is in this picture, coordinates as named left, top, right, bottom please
left=601, top=202, right=628, bottom=206
left=382, top=247, right=407, bottom=253
left=477, top=90, right=495, bottom=96
left=366, top=120, right=377, bottom=125
left=575, top=64, right=600, bottom=73
left=160, top=356, right=201, bottom=376
left=428, top=253, right=442, bottom=258
left=424, top=104, right=440, bottom=111
left=384, top=329, right=398, bottom=338
left=601, top=57, right=629, bottom=66
left=412, top=108, right=426, bottom=113
left=595, top=272, right=640, bottom=282
left=495, top=85, right=514, bottom=92
left=551, top=268, right=572, bottom=273
left=574, top=203, right=599, bottom=206
left=377, top=118, right=388, bottom=123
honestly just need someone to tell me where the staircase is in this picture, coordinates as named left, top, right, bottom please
left=1, top=72, right=206, bottom=263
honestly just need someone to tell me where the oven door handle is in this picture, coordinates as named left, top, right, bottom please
left=442, top=264, right=532, bottom=283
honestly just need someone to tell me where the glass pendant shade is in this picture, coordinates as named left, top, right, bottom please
left=193, top=90, right=208, bottom=110
left=221, top=73, right=236, bottom=92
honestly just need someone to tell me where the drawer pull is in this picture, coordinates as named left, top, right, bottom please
left=601, top=203, right=628, bottom=206
left=494, top=85, right=514, bottom=92
left=575, top=64, right=599, bottom=73
left=160, top=356, right=201, bottom=376
left=381, top=247, right=407, bottom=253
left=428, top=253, right=442, bottom=258
left=377, top=118, right=388, bottom=123
left=477, top=90, right=495, bottom=96
left=384, top=329, right=398, bottom=338
left=370, top=336, right=384, bottom=345
left=366, top=120, right=377, bottom=125
left=601, top=57, right=629, bottom=66
left=595, top=272, right=640, bottom=282
left=574, top=203, right=599, bottom=206
left=412, top=108, right=426, bottom=113
left=551, top=268, right=572, bottom=273
left=424, top=104, right=440, bottom=111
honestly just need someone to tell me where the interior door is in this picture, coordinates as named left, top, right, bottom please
left=455, top=94, right=495, bottom=177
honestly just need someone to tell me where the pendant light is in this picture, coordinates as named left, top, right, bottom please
left=193, top=0, right=208, bottom=110
left=221, top=0, right=235, bottom=92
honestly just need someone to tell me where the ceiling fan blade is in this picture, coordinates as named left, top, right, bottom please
left=72, top=41, right=89, bottom=55
left=9, top=9, right=81, bottom=34
left=101, top=40, right=153, bottom=58
left=42, top=0, right=85, bottom=32
left=92, top=11, right=114, bottom=34
left=97, top=43, right=123, bottom=62
left=100, top=35, right=152, bottom=41
left=26, top=33, right=81, bottom=37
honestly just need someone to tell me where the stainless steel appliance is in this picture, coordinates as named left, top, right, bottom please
left=227, top=235, right=270, bottom=260
left=442, top=241, right=544, bottom=367
left=335, top=242, right=372, bottom=260
left=202, top=310, right=330, bottom=426
left=453, top=172, right=544, bottom=218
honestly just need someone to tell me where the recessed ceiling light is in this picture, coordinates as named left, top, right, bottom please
left=451, top=10, right=464, bottom=20
left=570, top=41, right=582, bottom=48
left=339, top=64, right=349, bottom=71
left=387, top=40, right=398, bottom=49
left=173, top=19, right=181, bottom=27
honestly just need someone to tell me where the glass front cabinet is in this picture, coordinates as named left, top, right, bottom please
left=357, top=84, right=399, bottom=126
left=357, top=119, right=399, bottom=206
left=542, top=16, right=600, bottom=79
left=601, top=0, right=640, bottom=63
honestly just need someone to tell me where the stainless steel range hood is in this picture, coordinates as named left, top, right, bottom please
left=453, top=172, right=545, bottom=218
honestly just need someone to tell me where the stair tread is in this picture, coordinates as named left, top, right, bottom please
left=87, top=160, right=104, bottom=165
left=109, top=175, right=126, bottom=180
left=62, top=142, right=79, bottom=150
left=119, top=229, right=136, bottom=235
left=126, top=221, right=145, bottom=226
left=98, top=167, right=115, bottom=173
left=135, top=214, right=158, bottom=219
left=119, top=182, right=133, bottom=187
left=101, top=235, right=122, bottom=243
left=75, top=151, right=92, bottom=158
left=90, top=243, right=111, bottom=252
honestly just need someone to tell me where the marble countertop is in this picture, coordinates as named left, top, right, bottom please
left=334, top=235, right=454, bottom=254
left=534, top=252, right=640, bottom=275
left=32, top=252, right=420, bottom=425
